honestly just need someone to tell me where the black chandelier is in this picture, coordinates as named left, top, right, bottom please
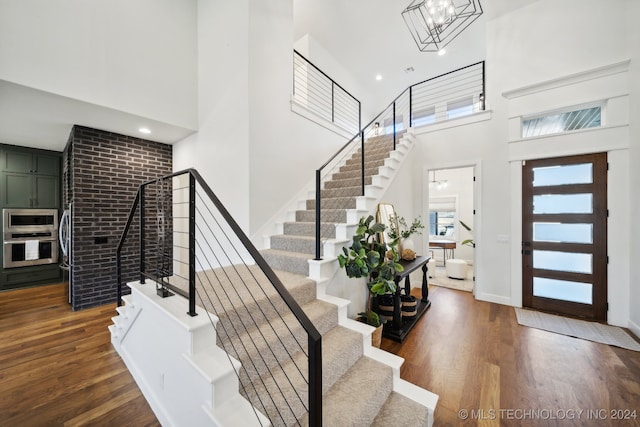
left=402, top=0, right=483, bottom=52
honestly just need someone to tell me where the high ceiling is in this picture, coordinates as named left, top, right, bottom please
left=0, top=0, right=539, bottom=152
left=293, top=0, right=539, bottom=113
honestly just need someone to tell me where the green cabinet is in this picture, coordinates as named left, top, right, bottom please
left=0, top=146, right=63, bottom=291
left=0, top=148, right=60, bottom=209
left=0, top=264, right=62, bottom=291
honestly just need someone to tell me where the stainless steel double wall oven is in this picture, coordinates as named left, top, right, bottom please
left=3, top=208, right=59, bottom=268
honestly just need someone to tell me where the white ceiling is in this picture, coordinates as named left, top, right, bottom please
left=293, top=0, right=539, bottom=112
left=0, top=80, right=196, bottom=152
left=0, top=0, right=539, bottom=153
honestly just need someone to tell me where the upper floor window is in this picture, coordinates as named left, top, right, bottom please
left=522, top=105, right=602, bottom=138
left=413, top=107, right=436, bottom=127
left=447, top=97, right=474, bottom=120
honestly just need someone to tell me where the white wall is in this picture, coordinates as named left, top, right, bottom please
left=0, top=0, right=197, bottom=130
left=174, top=0, right=251, bottom=228
left=386, top=0, right=637, bottom=323
left=628, top=0, right=640, bottom=337
left=413, top=118, right=506, bottom=304
left=174, top=0, right=346, bottom=234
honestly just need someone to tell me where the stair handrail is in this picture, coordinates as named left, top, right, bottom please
left=293, top=50, right=362, bottom=135
left=314, top=60, right=485, bottom=260
left=116, top=168, right=323, bottom=426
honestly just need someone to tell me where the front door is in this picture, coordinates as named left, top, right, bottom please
left=522, top=153, right=607, bottom=321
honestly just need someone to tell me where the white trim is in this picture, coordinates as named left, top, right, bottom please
left=508, top=123, right=628, bottom=146
left=474, top=292, right=512, bottom=306
left=629, top=319, right=640, bottom=340
left=510, top=161, right=523, bottom=308
left=422, top=160, right=482, bottom=299
left=508, top=124, right=629, bottom=162
left=502, top=60, right=631, bottom=99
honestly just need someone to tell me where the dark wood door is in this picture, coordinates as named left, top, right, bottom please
left=522, top=153, right=607, bottom=321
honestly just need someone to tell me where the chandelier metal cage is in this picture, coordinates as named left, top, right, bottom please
left=402, top=0, right=483, bottom=52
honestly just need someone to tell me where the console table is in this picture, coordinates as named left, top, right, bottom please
left=380, top=255, right=432, bottom=342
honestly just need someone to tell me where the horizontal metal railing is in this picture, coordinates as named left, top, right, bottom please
left=293, top=50, right=361, bottom=135
left=116, top=169, right=322, bottom=426
left=314, top=61, right=485, bottom=260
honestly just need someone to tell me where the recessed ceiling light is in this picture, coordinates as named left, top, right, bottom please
left=138, top=127, right=151, bottom=134
left=438, top=49, right=446, bottom=56
left=375, top=74, right=383, bottom=81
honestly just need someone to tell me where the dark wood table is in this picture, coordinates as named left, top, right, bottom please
left=381, top=255, right=432, bottom=342
left=429, top=239, right=456, bottom=266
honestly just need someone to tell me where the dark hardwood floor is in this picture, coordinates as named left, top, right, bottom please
left=381, top=285, right=640, bottom=427
left=1, top=283, right=639, bottom=426
left=0, top=283, right=159, bottom=427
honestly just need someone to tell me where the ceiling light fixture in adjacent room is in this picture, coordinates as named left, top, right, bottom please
left=138, top=127, right=151, bottom=134
left=429, top=170, right=448, bottom=190
left=375, top=74, right=383, bottom=81
left=402, top=0, right=483, bottom=52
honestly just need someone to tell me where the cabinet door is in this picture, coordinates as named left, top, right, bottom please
left=33, top=175, right=59, bottom=208
left=2, top=173, right=33, bottom=207
left=2, top=151, right=33, bottom=173
left=34, top=154, right=60, bottom=176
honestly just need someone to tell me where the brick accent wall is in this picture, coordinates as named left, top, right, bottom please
left=64, top=125, right=172, bottom=310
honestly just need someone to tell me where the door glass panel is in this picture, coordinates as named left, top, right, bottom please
left=533, top=250, right=592, bottom=274
left=533, top=194, right=592, bottom=214
left=533, top=277, right=593, bottom=304
left=533, top=163, right=592, bottom=187
left=533, top=223, right=593, bottom=244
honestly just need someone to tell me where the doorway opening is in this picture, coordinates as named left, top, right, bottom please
left=426, top=166, right=475, bottom=292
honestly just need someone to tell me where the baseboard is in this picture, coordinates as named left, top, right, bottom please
left=629, top=318, right=640, bottom=339
left=474, top=292, right=512, bottom=306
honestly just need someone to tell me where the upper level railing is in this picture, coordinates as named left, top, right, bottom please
left=293, top=50, right=361, bottom=135
left=314, top=61, right=485, bottom=260
left=116, top=169, right=322, bottom=426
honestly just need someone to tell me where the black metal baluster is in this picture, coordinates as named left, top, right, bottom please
left=140, top=185, right=146, bottom=284
left=188, top=173, right=197, bottom=316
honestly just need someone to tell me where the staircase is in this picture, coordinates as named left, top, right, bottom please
left=109, top=131, right=438, bottom=426
left=255, top=130, right=437, bottom=425
left=262, top=132, right=409, bottom=273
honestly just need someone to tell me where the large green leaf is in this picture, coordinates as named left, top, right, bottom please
left=366, top=250, right=380, bottom=267
left=370, top=223, right=385, bottom=234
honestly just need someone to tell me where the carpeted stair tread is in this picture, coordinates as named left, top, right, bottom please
left=305, top=197, right=356, bottom=210
left=171, top=265, right=317, bottom=321
left=324, top=176, right=372, bottom=189
left=299, top=356, right=393, bottom=426
left=330, top=166, right=384, bottom=182
left=242, top=325, right=364, bottom=426
left=219, top=299, right=339, bottom=385
left=320, top=185, right=362, bottom=199
left=270, top=234, right=318, bottom=255
left=315, top=325, right=364, bottom=393
left=295, top=209, right=347, bottom=223
left=261, top=248, right=312, bottom=276
left=371, top=392, right=430, bottom=426
left=283, top=221, right=336, bottom=238
left=341, top=157, right=388, bottom=172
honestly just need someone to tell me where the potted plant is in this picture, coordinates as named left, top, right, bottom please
left=337, top=215, right=404, bottom=346
left=387, top=215, right=424, bottom=255
left=459, top=220, right=475, bottom=248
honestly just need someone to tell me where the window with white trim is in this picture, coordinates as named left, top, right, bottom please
left=522, top=105, right=602, bottom=138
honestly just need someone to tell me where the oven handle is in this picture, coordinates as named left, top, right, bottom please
left=4, top=238, right=57, bottom=244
